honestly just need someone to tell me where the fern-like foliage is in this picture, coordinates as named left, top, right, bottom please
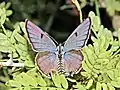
left=77, top=11, right=120, bottom=90
left=6, top=68, right=68, bottom=90
left=0, top=2, right=35, bottom=90
left=0, top=1, right=120, bottom=90
left=104, top=0, right=120, bottom=16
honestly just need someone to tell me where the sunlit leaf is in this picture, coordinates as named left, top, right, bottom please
left=6, top=10, right=12, bottom=16
left=60, top=75, right=68, bottom=89
left=107, top=83, right=115, bottom=90
left=101, top=83, right=107, bottom=90
left=51, top=72, right=61, bottom=88
left=96, top=82, right=101, bottom=90
left=86, top=79, right=93, bottom=89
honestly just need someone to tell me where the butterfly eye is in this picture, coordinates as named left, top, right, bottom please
left=61, top=46, right=64, bottom=51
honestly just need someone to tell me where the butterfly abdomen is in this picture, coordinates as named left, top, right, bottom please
left=57, top=54, right=65, bottom=75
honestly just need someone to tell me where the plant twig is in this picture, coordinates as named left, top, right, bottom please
left=72, top=0, right=82, bottom=23
left=45, top=0, right=61, bottom=32
left=95, top=0, right=100, bottom=20
left=0, top=53, right=24, bottom=67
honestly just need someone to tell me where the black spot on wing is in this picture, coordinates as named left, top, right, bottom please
left=41, top=34, right=43, bottom=39
left=75, top=32, right=78, bottom=37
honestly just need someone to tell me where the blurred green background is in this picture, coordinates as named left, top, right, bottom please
left=0, top=0, right=120, bottom=90
left=1, top=0, right=120, bottom=42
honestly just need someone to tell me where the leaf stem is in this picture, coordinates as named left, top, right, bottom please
left=45, top=0, right=61, bottom=32
left=0, top=53, right=24, bottom=67
left=45, top=14, right=54, bottom=32
left=95, top=0, right=101, bottom=23
left=1, top=24, right=7, bottom=35
left=72, top=0, right=82, bottom=23
left=111, top=48, right=120, bottom=58
left=0, top=62, right=24, bottom=67
left=91, top=27, right=98, bottom=38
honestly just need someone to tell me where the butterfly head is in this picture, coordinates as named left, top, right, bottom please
left=56, top=44, right=64, bottom=55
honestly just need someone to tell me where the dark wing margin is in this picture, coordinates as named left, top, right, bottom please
left=25, top=19, right=57, bottom=52
left=63, top=18, right=91, bottom=52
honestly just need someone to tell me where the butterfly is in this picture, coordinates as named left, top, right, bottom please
left=25, top=18, right=91, bottom=77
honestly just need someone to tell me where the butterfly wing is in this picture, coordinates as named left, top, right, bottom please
left=63, top=50, right=83, bottom=75
left=36, top=51, right=58, bottom=76
left=63, top=18, right=91, bottom=75
left=25, top=20, right=58, bottom=77
left=25, top=19, right=57, bottom=52
left=63, top=18, right=91, bottom=52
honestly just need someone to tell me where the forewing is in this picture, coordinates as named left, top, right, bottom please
left=63, top=50, right=83, bottom=75
left=63, top=18, right=91, bottom=52
left=25, top=19, right=56, bottom=52
left=35, top=51, right=57, bottom=76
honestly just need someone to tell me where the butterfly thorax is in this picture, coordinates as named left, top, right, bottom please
left=56, top=44, right=65, bottom=74
left=56, top=44, right=64, bottom=57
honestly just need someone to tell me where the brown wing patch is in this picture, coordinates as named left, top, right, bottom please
left=35, top=51, right=57, bottom=77
left=63, top=49, right=83, bottom=76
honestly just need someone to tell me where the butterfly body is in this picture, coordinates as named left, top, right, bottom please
left=56, top=44, right=65, bottom=75
left=25, top=18, right=91, bottom=77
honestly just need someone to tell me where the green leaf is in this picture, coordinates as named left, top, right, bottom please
left=83, top=46, right=100, bottom=74
left=105, top=0, right=120, bottom=16
left=94, top=64, right=101, bottom=70
left=60, top=75, right=68, bottom=89
left=111, top=81, right=120, bottom=88
left=6, top=10, right=12, bottom=16
left=19, top=22, right=27, bottom=37
left=101, top=83, right=108, bottom=90
left=96, top=59, right=109, bottom=65
left=6, top=30, right=12, bottom=37
left=0, top=33, right=7, bottom=39
left=5, top=2, right=11, bottom=9
left=0, top=8, right=6, bottom=25
left=10, top=35, right=16, bottom=44
left=92, top=16, right=101, bottom=31
left=83, top=46, right=95, bottom=65
left=82, top=61, right=92, bottom=73
left=0, top=39, right=11, bottom=46
left=24, top=60, right=34, bottom=67
left=15, top=43, right=29, bottom=57
left=0, top=2, right=5, bottom=8
left=36, top=75, right=47, bottom=86
left=23, top=73, right=38, bottom=86
left=40, top=87, right=47, bottom=90
left=14, top=33, right=27, bottom=45
left=107, top=70, right=115, bottom=80
left=89, top=11, right=95, bottom=19
left=81, top=72, right=91, bottom=78
left=116, top=61, right=120, bottom=69
left=23, top=87, right=31, bottom=90
left=86, top=79, right=93, bottom=89
left=6, top=80, right=21, bottom=87
left=107, top=83, right=115, bottom=90
left=106, top=58, right=119, bottom=69
left=96, top=82, right=101, bottom=90
left=9, top=88, right=19, bottom=90
left=51, top=72, right=61, bottom=88
left=67, top=78, right=76, bottom=82
left=99, top=35, right=106, bottom=50
left=0, top=45, right=14, bottom=53
left=93, top=40, right=100, bottom=55
left=74, top=83, right=86, bottom=90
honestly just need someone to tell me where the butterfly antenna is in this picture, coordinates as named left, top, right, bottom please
left=44, top=32, right=58, bottom=45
